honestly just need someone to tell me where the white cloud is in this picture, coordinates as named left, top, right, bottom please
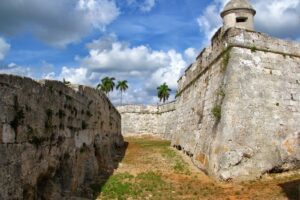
left=42, top=72, right=56, bottom=80
left=184, top=48, right=197, bottom=64
left=0, top=0, right=120, bottom=47
left=140, top=0, right=156, bottom=12
left=126, top=0, right=156, bottom=12
left=59, top=67, right=91, bottom=85
left=0, top=63, right=32, bottom=77
left=77, top=0, right=120, bottom=30
left=197, top=0, right=300, bottom=44
left=254, top=0, right=300, bottom=39
left=147, top=50, right=186, bottom=90
left=197, top=0, right=229, bottom=43
left=81, top=40, right=171, bottom=72
left=56, top=36, right=192, bottom=104
left=42, top=67, right=94, bottom=86
left=0, top=37, right=10, bottom=60
left=110, top=86, right=158, bottom=105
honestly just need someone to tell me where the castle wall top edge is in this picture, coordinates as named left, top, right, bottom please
left=0, top=74, right=97, bottom=94
left=177, top=28, right=300, bottom=94
left=0, top=73, right=119, bottom=115
left=117, top=101, right=176, bottom=114
left=117, top=105, right=158, bottom=114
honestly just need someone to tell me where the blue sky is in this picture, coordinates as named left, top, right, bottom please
left=0, top=0, right=299, bottom=104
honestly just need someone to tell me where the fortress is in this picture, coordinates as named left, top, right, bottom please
left=118, top=0, right=300, bottom=181
left=0, top=0, right=299, bottom=199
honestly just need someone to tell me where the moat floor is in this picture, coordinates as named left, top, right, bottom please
left=95, top=136, right=300, bottom=200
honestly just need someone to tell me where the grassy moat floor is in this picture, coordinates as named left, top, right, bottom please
left=94, top=136, right=300, bottom=200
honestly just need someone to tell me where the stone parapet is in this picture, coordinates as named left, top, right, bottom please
left=117, top=105, right=158, bottom=114
left=178, top=28, right=300, bottom=95
left=117, top=102, right=177, bottom=138
left=158, top=101, right=176, bottom=113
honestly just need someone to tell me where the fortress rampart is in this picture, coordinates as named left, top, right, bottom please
left=172, top=28, right=300, bottom=180
left=117, top=101, right=176, bottom=139
left=118, top=28, right=300, bottom=180
left=0, top=74, right=124, bottom=199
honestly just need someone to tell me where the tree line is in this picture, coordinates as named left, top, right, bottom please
left=63, top=77, right=172, bottom=104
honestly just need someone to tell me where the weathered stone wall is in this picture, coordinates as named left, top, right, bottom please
left=172, top=28, right=300, bottom=181
left=117, top=105, right=159, bottom=136
left=111, top=28, right=299, bottom=181
left=0, top=74, right=124, bottom=199
left=157, top=102, right=176, bottom=139
left=117, top=101, right=176, bottom=139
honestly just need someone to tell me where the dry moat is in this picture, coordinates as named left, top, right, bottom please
left=1, top=0, right=300, bottom=199
left=95, top=136, right=300, bottom=200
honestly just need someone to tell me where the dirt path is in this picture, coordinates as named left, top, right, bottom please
left=95, top=135, right=300, bottom=200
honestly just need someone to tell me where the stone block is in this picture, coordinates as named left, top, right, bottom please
left=2, top=124, right=15, bottom=144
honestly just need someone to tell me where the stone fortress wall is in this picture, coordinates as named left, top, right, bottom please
left=173, top=28, right=300, bottom=180
left=117, top=101, right=176, bottom=139
left=118, top=28, right=300, bottom=180
left=0, top=74, right=124, bottom=199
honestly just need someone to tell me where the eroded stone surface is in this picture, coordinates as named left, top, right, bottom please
left=0, top=74, right=124, bottom=199
left=175, top=28, right=300, bottom=181
left=117, top=102, right=176, bottom=139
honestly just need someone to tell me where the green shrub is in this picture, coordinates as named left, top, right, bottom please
left=251, top=46, right=257, bottom=52
left=212, top=105, right=222, bottom=121
left=221, top=51, right=230, bottom=72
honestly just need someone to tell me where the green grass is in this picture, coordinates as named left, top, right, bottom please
left=98, top=171, right=171, bottom=200
left=136, top=171, right=166, bottom=192
left=161, top=147, right=177, bottom=159
left=135, top=139, right=171, bottom=148
left=134, top=138, right=190, bottom=175
left=94, top=137, right=300, bottom=200
left=101, top=172, right=135, bottom=199
left=173, top=160, right=185, bottom=172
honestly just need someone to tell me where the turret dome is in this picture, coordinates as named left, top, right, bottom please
left=220, top=0, right=256, bottom=31
left=221, top=0, right=256, bottom=17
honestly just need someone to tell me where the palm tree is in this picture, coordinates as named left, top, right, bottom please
left=116, top=80, right=128, bottom=105
left=157, top=83, right=171, bottom=103
left=97, top=77, right=115, bottom=97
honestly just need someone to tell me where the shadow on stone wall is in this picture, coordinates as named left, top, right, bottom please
left=91, top=141, right=129, bottom=199
left=0, top=74, right=128, bottom=200
left=22, top=139, right=129, bottom=200
left=279, top=179, right=300, bottom=200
